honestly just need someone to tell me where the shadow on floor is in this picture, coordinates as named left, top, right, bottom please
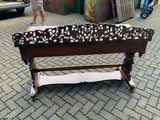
left=0, top=10, right=27, bottom=20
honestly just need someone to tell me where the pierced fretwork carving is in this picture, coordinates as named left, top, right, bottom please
left=12, top=24, right=154, bottom=47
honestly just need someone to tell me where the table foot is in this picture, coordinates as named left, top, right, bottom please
left=119, top=67, right=136, bottom=91
left=30, top=84, right=37, bottom=101
left=128, top=79, right=136, bottom=92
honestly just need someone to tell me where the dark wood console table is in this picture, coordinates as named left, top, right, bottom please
left=12, top=24, right=154, bottom=100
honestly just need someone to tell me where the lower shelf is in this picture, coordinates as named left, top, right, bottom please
left=30, top=70, right=136, bottom=100
left=38, top=71, right=121, bottom=87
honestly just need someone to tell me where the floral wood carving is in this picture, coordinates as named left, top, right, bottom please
left=12, top=24, right=154, bottom=47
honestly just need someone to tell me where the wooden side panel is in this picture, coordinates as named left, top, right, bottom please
left=111, top=0, right=135, bottom=23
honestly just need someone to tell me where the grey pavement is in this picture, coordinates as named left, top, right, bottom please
left=0, top=4, right=160, bottom=120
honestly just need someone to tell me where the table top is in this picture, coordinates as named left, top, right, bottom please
left=26, top=24, right=131, bottom=32
left=26, top=26, right=58, bottom=32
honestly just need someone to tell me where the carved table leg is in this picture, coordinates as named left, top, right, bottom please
left=29, top=58, right=38, bottom=101
left=120, top=53, right=136, bottom=91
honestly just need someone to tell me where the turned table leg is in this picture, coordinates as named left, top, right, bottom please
left=120, top=53, right=136, bottom=91
left=29, top=58, right=38, bottom=101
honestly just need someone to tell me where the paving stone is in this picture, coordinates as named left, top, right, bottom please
left=112, top=109, right=129, bottom=120
left=67, top=86, right=81, bottom=96
left=116, top=98, right=127, bottom=111
left=73, top=94, right=87, bottom=104
left=57, top=87, right=71, bottom=97
left=24, top=116, right=33, bottom=120
left=16, top=98, right=30, bottom=109
left=49, top=114, right=62, bottom=120
left=80, top=101, right=94, bottom=115
left=135, top=75, right=149, bottom=83
left=138, top=96, right=148, bottom=108
left=104, top=99, right=117, bottom=112
left=75, top=112, right=88, bottom=120
left=0, top=73, right=9, bottom=80
left=145, top=88, right=159, bottom=97
left=43, top=104, right=59, bottom=118
left=125, top=91, right=141, bottom=100
left=87, top=111, right=105, bottom=120
left=137, top=81, right=147, bottom=90
left=157, top=104, right=160, bottom=109
left=147, top=81, right=156, bottom=89
left=1, top=91, right=17, bottom=102
left=62, top=94, right=77, bottom=105
left=31, top=100, right=43, bottom=109
left=18, top=78, right=30, bottom=86
left=144, top=75, right=157, bottom=82
left=37, top=115, right=48, bottom=120
left=62, top=113, right=77, bottom=120
left=140, top=116, right=150, bottom=120
left=155, top=80, right=160, bottom=88
left=88, top=84, right=101, bottom=95
left=135, top=89, right=150, bottom=98
left=78, top=84, right=91, bottom=96
left=0, top=100, right=6, bottom=111
left=123, top=108, right=141, bottom=120
left=39, top=96, right=54, bottom=107
left=98, top=83, right=110, bottom=94
left=5, top=107, right=22, bottom=120
left=129, top=117, right=138, bottom=120
left=145, top=69, right=154, bottom=76
left=5, top=100, right=19, bottom=111
left=108, top=82, right=120, bottom=93
left=146, top=105, right=160, bottom=116
left=136, top=60, right=145, bottom=66
left=153, top=69, right=160, bottom=75
left=31, top=105, right=48, bottom=119
left=56, top=103, right=72, bottom=117
left=152, top=115, right=160, bottom=120
left=115, top=90, right=130, bottom=101
left=92, top=100, right=106, bottom=114
left=135, top=106, right=153, bottom=119
left=117, top=82, right=128, bottom=92
left=151, top=73, right=160, bottom=79
left=95, top=91, right=110, bottom=102
left=126, top=97, right=138, bottom=109
left=12, top=84, right=23, bottom=93
left=137, top=69, right=145, bottom=76
left=45, top=87, right=61, bottom=98
left=2, top=84, right=13, bottom=94
left=148, top=95, right=158, bottom=107
left=84, top=92, right=98, bottom=103
left=69, top=102, right=83, bottom=115
left=0, top=108, right=11, bottom=119
left=17, top=106, right=35, bottom=120
left=51, top=95, right=65, bottom=107
left=11, top=89, right=28, bottom=100
left=100, top=109, right=117, bottom=120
